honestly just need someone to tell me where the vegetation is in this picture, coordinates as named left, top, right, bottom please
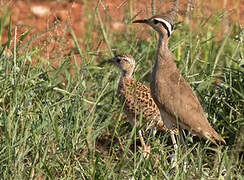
left=0, top=1, right=243, bottom=179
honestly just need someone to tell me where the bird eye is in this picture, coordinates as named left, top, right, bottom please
left=117, top=59, right=121, bottom=63
left=153, top=19, right=159, bottom=24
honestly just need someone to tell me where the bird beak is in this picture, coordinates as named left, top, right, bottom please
left=133, top=19, right=149, bottom=24
left=104, top=57, right=117, bottom=65
left=107, top=57, right=115, bottom=64
left=99, top=57, right=115, bottom=66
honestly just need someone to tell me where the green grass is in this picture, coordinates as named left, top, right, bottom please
left=0, top=1, right=244, bottom=179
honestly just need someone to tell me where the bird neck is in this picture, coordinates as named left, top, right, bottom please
left=119, top=70, right=133, bottom=81
left=118, top=70, right=133, bottom=91
left=152, top=34, right=173, bottom=82
left=155, top=35, right=171, bottom=65
left=121, top=70, right=133, bottom=78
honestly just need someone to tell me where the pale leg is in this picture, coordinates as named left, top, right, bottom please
left=138, top=130, right=151, bottom=159
left=170, top=130, right=178, bottom=153
left=170, top=130, right=179, bottom=170
left=179, top=128, right=187, bottom=172
left=179, top=128, right=186, bottom=149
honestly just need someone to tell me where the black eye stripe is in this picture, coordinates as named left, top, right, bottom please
left=153, top=19, right=174, bottom=37
left=116, top=57, right=128, bottom=62
left=160, top=22, right=172, bottom=37
left=152, top=18, right=173, bottom=37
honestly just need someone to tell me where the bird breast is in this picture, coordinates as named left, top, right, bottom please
left=118, top=77, right=161, bottom=126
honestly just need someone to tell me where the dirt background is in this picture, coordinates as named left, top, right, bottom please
left=0, top=0, right=243, bottom=69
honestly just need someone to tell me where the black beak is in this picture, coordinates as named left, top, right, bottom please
left=107, top=58, right=115, bottom=64
left=100, top=57, right=115, bottom=66
left=132, top=19, right=148, bottom=24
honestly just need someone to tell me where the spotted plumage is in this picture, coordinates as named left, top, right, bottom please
left=108, top=54, right=177, bottom=158
left=109, top=54, right=170, bottom=132
left=118, top=77, right=163, bottom=130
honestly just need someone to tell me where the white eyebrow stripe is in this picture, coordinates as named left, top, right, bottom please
left=154, top=18, right=173, bottom=35
left=124, top=57, right=131, bottom=62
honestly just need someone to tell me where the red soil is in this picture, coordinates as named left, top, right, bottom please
left=0, top=0, right=243, bottom=68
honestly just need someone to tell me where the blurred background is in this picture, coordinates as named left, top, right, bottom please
left=0, top=0, right=243, bottom=69
left=0, top=0, right=243, bottom=179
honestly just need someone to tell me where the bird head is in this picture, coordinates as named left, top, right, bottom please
left=107, top=54, right=136, bottom=77
left=133, top=15, right=174, bottom=37
left=133, top=0, right=178, bottom=37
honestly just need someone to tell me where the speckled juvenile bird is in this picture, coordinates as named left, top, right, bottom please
left=108, top=54, right=176, bottom=158
left=133, top=0, right=226, bottom=148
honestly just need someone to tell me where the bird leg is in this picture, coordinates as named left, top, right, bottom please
left=179, top=128, right=187, bottom=152
left=170, top=130, right=179, bottom=169
left=138, top=130, right=151, bottom=159
left=170, top=130, right=178, bottom=153
left=179, top=127, right=187, bottom=172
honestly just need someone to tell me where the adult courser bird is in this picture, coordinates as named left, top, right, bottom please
left=133, top=0, right=225, bottom=147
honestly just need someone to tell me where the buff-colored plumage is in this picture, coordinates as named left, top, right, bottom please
left=133, top=0, right=225, bottom=146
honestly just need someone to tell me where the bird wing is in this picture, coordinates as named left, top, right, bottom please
left=155, top=66, right=225, bottom=143
left=118, top=77, right=161, bottom=125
